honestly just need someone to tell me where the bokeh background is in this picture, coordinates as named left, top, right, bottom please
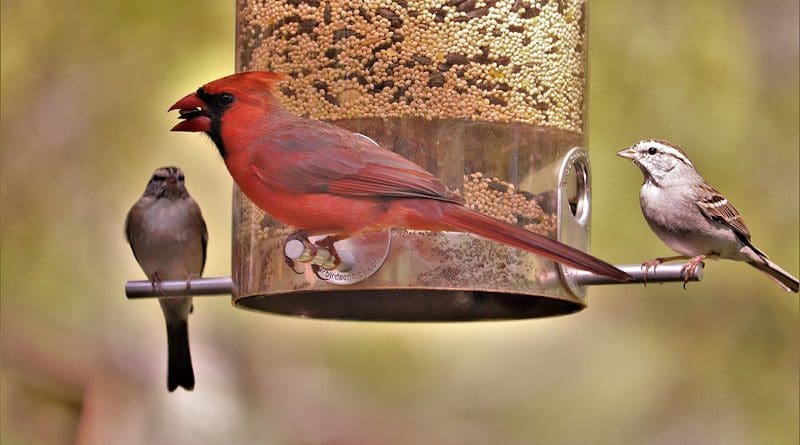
left=1, top=0, right=797, bottom=444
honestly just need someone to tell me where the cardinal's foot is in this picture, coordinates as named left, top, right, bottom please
left=283, top=232, right=345, bottom=273
left=311, top=235, right=345, bottom=271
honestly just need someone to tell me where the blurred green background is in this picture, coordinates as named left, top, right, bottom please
left=1, top=1, right=797, bottom=444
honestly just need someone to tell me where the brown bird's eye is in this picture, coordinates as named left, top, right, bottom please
left=178, top=175, right=185, bottom=182
left=152, top=175, right=164, bottom=182
left=648, top=147, right=658, bottom=155
left=217, top=93, right=235, bottom=106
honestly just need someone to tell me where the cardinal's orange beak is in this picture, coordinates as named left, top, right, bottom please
left=169, top=92, right=211, bottom=132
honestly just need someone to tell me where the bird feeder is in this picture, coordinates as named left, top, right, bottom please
left=126, top=0, right=702, bottom=318
left=234, top=0, right=590, bottom=321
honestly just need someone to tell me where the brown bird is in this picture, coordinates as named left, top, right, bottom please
left=126, top=166, right=208, bottom=391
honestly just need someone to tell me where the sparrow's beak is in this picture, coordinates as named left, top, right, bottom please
left=616, top=147, right=636, bottom=160
left=169, top=92, right=211, bottom=132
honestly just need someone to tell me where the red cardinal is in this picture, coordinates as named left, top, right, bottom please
left=169, top=71, right=630, bottom=281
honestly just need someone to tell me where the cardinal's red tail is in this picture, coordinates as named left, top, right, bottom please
left=437, top=203, right=631, bottom=282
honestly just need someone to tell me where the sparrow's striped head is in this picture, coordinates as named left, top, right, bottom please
left=144, top=166, right=190, bottom=199
left=618, top=140, right=698, bottom=184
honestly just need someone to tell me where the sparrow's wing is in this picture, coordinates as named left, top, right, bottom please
left=199, top=211, right=208, bottom=275
left=183, top=198, right=209, bottom=275
left=252, top=119, right=462, bottom=204
left=124, top=204, right=144, bottom=265
left=694, top=182, right=751, bottom=240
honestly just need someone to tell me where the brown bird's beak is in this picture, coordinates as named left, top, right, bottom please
left=616, top=147, right=636, bottom=160
left=169, top=92, right=211, bottom=132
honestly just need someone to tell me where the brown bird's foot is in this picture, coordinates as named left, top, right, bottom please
left=680, top=255, right=706, bottom=289
left=151, top=273, right=165, bottom=294
left=182, top=277, right=194, bottom=313
left=641, top=255, right=688, bottom=286
left=184, top=273, right=196, bottom=292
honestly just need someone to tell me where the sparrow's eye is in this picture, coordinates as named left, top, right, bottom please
left=217, top=93, right=235, bottom=106
left=647, top=147, right=658, bottom=155
left=178, top=175, right=185, bottom=182
left=152, top=175, right=164, bottom=182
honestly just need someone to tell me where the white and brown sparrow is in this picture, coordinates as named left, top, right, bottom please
left=618, top=140, right=799, bottom=293
left=125, top=166, right=208, bottom=390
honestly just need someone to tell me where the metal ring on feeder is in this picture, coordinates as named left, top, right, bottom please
left=556, top=147, right=591, bottom=298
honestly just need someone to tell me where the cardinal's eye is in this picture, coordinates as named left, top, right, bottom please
left=217, top=93, right=235, bottom=106
left=647, top=147, right=658, bottom=155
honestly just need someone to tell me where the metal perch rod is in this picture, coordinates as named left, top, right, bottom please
left=125, top=276, right=233, bottom=299
left=124, top=263, right=702, bottom=299
left=571, top=263, right=703, bottom=286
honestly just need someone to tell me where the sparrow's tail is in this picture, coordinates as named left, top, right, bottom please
left=166, top=319, right=195, bottom=391
left=748, top=257, right=800, bottom=293
left=436, top=203, right=631, bottom=282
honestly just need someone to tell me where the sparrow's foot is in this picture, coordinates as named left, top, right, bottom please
left=680, top=255, right=706, bottom=289
left=641, top=255, right=688, bottom=286
left=641, top=259, right=662, bottom=287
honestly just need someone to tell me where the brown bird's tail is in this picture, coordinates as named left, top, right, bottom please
left=437, top=203, right=631, bottom=282
left=166, top=319, right=195, bottom=391
left=748, top=257, right=800, bottom=293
